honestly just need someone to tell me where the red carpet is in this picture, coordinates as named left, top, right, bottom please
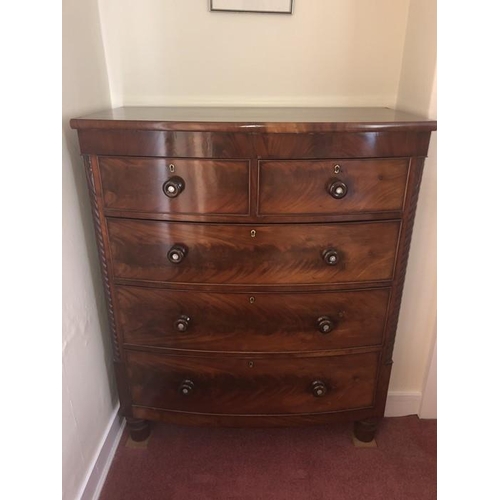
left=100, top=416, right=436, bottom=500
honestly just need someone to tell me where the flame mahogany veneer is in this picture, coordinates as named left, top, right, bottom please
left=70, top=107, right=436, bottom=442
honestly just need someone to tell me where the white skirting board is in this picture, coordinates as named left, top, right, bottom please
left=79, top=407, right=125, bottom=500
left=79, top=391, right=427, bottom=499
left=384, top=391, right=423, bottom=417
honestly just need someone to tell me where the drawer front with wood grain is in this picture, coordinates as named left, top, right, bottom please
left=126, top=351, right=379, bottom=415
left=99, top=157, right=250, bottom=215
left=258, top=159, right=409, bottom=215
left=116, top=286, right=390, bottom=352
left=108, top=220, right=400, bottom=285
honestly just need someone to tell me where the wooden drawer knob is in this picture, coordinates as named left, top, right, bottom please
left=178, top=379, right=195, bottom=396
left=322, top=248, right=340, bottom=266
left=174, top=315, right=191, bottom=332
left=167, top=244, right=188, bottom=264
left=317, top=316, right=336, bottom=334
left=311, top=380, right=328, bottom=397
left=328, top=180, right=348, bottom=199
left=163, top=176, right=185, bottom=198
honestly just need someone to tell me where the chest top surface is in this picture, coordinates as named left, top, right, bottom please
left=70, top=106, right=437, bottom=133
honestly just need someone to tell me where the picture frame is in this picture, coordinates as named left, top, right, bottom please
left=209, top=0, right=294, bottom=14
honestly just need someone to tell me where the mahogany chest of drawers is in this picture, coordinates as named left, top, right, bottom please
left=70, top=107, right=436, bottom=442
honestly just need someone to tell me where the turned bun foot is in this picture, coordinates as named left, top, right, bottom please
left=126, top=418, right=151, bottom=442
left=353, top=418, right=378, bottom=442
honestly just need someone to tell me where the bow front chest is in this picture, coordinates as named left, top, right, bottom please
left=70, top=107, right=436, bottom=442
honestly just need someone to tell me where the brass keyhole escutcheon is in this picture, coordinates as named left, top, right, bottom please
left=169, top=163, right=175, bottom=173
left=250, top=229, right=256, bottom=238
left=334, top=164, right=341, bottom=174
left=249, top=296, right=255, bottom=304
left=248, top=361, right=254, bottom=368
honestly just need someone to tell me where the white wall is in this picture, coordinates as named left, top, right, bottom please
left=396, top=0, right=437, bottom=114
left=419, top=320, right=437, bottom=418
left=99, top=0, right=411, bottom=107
left=391, top=0, right=437, bottom=415
left=62, top=0, right=117, bottom=498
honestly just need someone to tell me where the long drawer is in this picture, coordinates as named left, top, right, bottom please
left=116, top=286, right=390, bottom=352
left=108, top=220, right=400, bottom=285
left=126, top=351, right=379, bottom=415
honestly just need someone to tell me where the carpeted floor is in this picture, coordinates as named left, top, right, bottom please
left=99, top=416, right=436, bottom=500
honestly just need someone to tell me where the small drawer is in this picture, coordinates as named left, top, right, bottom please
left=126, top=351, right=379, bottom=415
left=108, top=220, right=400, bottom=285
left=98, top=157, right=250, bottom=215
left=116, top=286, right=390, bottom=352
left=258, top=159, right=409, bottom=215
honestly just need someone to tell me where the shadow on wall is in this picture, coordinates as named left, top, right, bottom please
left=62, top=121, right=117, bottom=401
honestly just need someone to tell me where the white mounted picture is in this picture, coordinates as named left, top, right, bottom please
left=210, top=0, right=294, bottom=14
